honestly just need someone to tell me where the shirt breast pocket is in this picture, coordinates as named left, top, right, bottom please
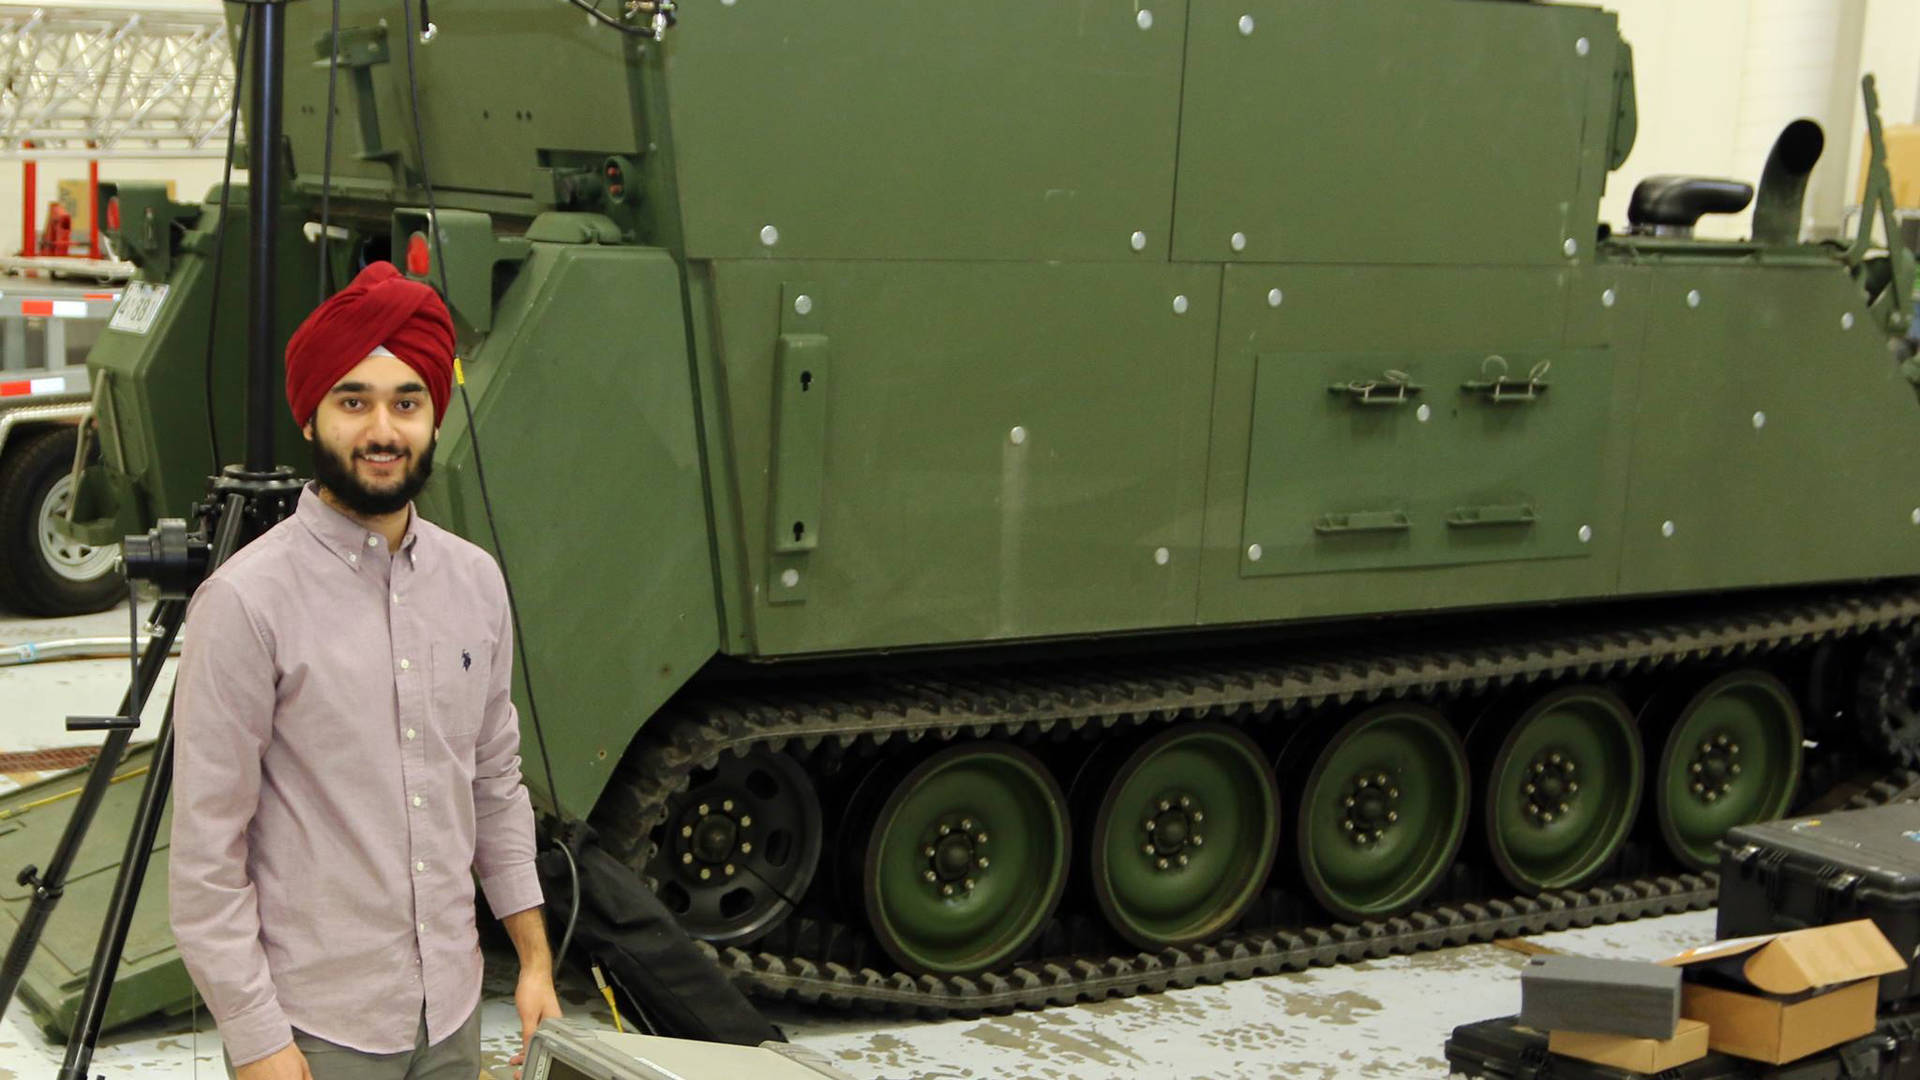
left=431, top=639, right=493, bottom=739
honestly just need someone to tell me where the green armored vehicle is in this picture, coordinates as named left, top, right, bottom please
left=6, top=0, right=1920, bottom=1035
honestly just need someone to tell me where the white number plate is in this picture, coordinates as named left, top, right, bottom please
left=108, top=282, right=169, bottom=334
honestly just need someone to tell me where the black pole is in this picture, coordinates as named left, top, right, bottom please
left=246, top=0, right=283, bottom=473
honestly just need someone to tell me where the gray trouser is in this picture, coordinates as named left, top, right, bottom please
left=225, top=1001, right=482, bottom=1080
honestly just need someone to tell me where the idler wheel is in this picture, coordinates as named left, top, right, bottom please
left=856, top=742, right=1068, bottom=975
left=645, top=752, right=823, bottom=945
left=1292, top=704, right=1469, bottom=921
left=1647, top=669, right=1802, bottom=870
left=1476, top=686, right=1642, bottom=893
left=1083, top=723, right=1279, bottom=950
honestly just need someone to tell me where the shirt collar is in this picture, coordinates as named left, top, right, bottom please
left=296, top=483, right=423, bottom=571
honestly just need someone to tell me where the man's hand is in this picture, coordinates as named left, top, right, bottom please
left=509, top=966, right=563, bottom=1080
left=234, top=1041, right=312, bottom=1080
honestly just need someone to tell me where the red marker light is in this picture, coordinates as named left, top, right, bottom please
left=406, top=231, right=430, bottom=277
left=105, top=197, right=120, bottom=230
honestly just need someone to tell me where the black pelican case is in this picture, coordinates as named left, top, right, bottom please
left=1718, top=802, right=1920, bottom=1006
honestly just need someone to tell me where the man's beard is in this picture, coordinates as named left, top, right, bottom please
left=310, top=434, right=435, bottom=517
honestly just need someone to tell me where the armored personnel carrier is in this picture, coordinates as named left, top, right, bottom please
left=7, top=0, right=1920, bottom=1033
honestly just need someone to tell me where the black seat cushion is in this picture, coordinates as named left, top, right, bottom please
left=1628, top=176, right=1755, bottom=228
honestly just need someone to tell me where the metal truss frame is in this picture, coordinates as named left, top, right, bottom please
left=0, top=3, right=232, bottom=160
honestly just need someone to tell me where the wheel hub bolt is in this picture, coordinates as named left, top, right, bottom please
left=1177, top=854, right=1189, bottom=867
left=1689, top=733, right=1739, bottom=802
left=723, top=864, right=735, bottom=877
left=926, top=816, right=990, bottom=890
left=1192, top=811, right=1205, bottom=823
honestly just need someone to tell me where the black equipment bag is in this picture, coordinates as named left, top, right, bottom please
left=537, top=832, right=781, bottom=1046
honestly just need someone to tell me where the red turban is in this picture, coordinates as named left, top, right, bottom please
left=284, top=261, right=456, bottom=428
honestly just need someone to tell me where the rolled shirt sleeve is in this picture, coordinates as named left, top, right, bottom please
left=470, top=584, right=542, bottom=919
left=168, top=577, right=294, bottom=1067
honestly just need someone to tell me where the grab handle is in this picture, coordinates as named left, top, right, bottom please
left=1314, top=510, right=1413, bottom=535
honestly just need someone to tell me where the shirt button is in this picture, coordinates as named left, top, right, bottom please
left=415, top=861, right=426, bottom=873
left=412, top=795, right=424, bottom=807
left=405, top=728, right=417, bottom=740
left=418, top=922, right=426, bottom=934
left=400, top=658, right=411, bottom=670
left=392, top=593, right=401, bottom=604
left=348, top=553, right=357, bottom=564
left=367, top=536, right=379, bottom=548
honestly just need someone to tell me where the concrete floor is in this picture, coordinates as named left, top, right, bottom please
left=0, top=601, right=1722, bottom=1079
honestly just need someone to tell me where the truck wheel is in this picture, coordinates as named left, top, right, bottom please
left=0, top=426, right=123, bottom=616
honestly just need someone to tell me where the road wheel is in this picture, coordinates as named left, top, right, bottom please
left=1648, top=670, right=1802, bottom=870
left=857, top=742, right=1069, bottom=975
left=646, top=752, right=823, bottom=946
left=1084, top=722, right=1279, bottom=949
left=0, top=425, right=122, bottom=616
left=1478, top=686, right=1642, bottom=893
left=1293, top=704, right=1470, bottom=921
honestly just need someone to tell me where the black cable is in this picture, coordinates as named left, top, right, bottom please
left=399, top=0, right=565, bottom=826
left=317, top=0, right=340, bottom=299
left=563, top=0, right=670, bottom=38
left=201, top=6, right=252, bottom=471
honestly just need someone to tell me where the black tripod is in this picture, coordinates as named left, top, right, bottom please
left=0, top=2, right=305, bottom=1075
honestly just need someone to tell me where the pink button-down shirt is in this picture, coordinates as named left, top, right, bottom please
left=169, top=484, right=542, bottom=1067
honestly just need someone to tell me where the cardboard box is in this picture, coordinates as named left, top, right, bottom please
left=1521, top=955, right=1681, bottom=1039
left=1658, top=920, right=1904, bottom=1064
left=1549, top=1018, right=1709, bottom=1074
left=1859, top=124, right=1920, bottom=210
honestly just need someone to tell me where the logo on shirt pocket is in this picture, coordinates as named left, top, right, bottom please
left=431, top=640, right=491, bottom=738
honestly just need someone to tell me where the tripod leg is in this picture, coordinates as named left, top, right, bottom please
left=56, top=699, right=179, bottom=1080
left=0, top=596, right=184, bottom=1024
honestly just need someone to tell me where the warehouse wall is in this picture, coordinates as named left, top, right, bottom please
left=1592, top=0, right=1920, bottom=241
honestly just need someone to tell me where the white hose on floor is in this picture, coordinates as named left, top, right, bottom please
left=0, top=635, right=181, bottom=666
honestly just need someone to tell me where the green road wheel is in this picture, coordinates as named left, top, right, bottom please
left=861, top=742, right=1069, bottom=974
left=648, top=752, right=823, bottom=945
left=1481, top=687, right=1642, bottom=893
left=1296, top=704, right=1469, bottom=921
left=1652, top=670, right=1803, bottom=870
left=1087, top=723, right=1280, bottom=950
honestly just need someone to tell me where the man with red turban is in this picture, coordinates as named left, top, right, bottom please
left=170, top=262, right=562, bottom=1080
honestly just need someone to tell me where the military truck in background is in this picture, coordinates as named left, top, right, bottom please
left=5, top=0, right=1920, bottom=1038
left=0, top=282, right=125, bottom=617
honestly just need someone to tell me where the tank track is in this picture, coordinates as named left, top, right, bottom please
left=596, top=583, right=1920, bottom=1016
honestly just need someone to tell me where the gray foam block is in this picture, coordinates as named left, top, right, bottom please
left=1519, top=955, right=1681, bottom=1040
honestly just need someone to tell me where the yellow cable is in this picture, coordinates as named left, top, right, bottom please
left=591, top=962, right=625, bottom=1033
left=0, top=766, right=151, bottom=820
left=453, top=357, right=465, bottom=386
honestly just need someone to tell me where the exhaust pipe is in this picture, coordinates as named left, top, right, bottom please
left=1753, top=119, right=1825, bottom=246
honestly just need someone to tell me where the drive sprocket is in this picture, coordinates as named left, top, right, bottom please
left=1858, top=629, right=1920, bottom=766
